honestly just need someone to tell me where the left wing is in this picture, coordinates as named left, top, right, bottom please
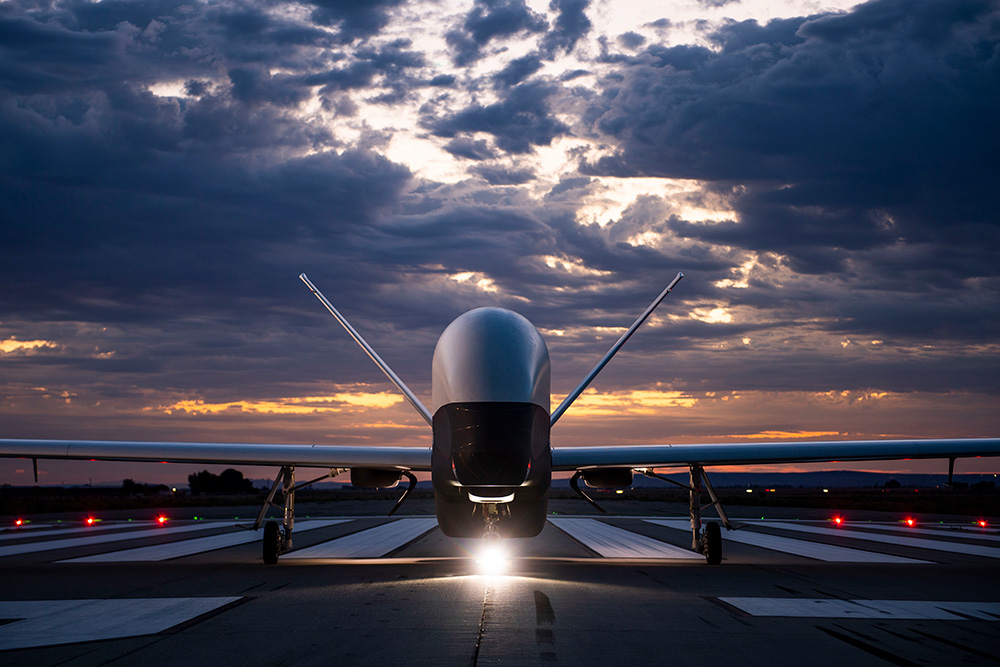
left=0, top=439, right=432, bottom=471
left=552, top=437, right=1000, bottom=471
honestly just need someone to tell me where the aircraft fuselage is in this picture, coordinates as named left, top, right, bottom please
left=430, top=307, right=552, bottom=537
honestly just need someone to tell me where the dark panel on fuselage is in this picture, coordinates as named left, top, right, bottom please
left=432, top=401, right=551, bottom=538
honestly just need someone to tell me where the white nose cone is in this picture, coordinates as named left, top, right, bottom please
left=432, top=307, right=550, bottom=412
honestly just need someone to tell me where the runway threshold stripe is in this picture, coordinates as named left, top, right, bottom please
left=0, top=522, right=158, bottom=543
left=0, top=597, right=242, bottom=651
left=846, top=523, right=1000, bottom=543
left=60, top=519, right=352, bottom=562
left=646, top=520, right=928, bottom=563
left=719, top=598, right=1000, bottom=620
left=753, top=521, right=1000, bottom=558
left=282, top=518, right=438, bottom=558
left=0, top=522, right=231, bottom=558
left=548, top=518, right=700, bottom=559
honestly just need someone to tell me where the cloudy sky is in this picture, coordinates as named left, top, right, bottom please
left=2, top=0, right=998, bottom=486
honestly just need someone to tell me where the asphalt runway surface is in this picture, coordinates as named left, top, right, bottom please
left=1, top=499, right=998, bottom=666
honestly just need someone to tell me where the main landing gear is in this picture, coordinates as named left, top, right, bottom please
left=248, top=464, right=418, bottom=563
left=247, top=465, right=344, bottom=564
left=642, top=464, right=733, bottom=565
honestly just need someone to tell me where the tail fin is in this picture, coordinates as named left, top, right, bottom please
left=550, top=272, right=684, bottom=426
left=300, top=273, right=433, bottom=425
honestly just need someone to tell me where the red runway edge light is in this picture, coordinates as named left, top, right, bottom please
left=157, top=515, right=168, bottom=524
left=904, top=517, right=916, bottom=527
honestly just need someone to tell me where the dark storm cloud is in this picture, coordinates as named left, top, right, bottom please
left=303, top=40, right=426, bottom=95
left=229, top=66, right=310, bottom=107
left=540, top=0, right=592, bottom=57
left=428, top=82, right=570, bottom=153
left=471, top=165, right=537, bottom=185
left=305, top=0, right=404, bottom=41
left=583, top=0, right=1000, bottom=276
left=0, top=0, right=420, bottom=334
left=443, top=137, right=497, bottom=160
left=445, top=0, right=548, bottom=66
left=617, top=31, right=646, bottom=50
left=493, top=52, right=544, bottom=86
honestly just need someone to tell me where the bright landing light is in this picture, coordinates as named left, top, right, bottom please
left=475, top=543, right=510, bottom=576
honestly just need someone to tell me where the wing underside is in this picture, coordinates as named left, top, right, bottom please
left=4, top=437, right=997, bottom=474
left=0, top=439, right=432, bottom=471
left=550, top=438, right=1000, bottom=471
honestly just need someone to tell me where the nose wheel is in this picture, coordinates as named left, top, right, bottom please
left=482, top=503, right=502, bottom=541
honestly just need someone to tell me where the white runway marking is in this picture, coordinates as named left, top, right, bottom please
left=647, top=519, right=929, bottom=563
left=752, top=521, right=1000, bottom=558
left=0, top=522, right=230, bottom=558
left=843, top=522, right=1000, bottom=543
left=0, top=522, right=155, bottom=543
left=283, top=518, right=438, bottom=559
left=0, top=597, right=242, bottom=650
left=549, top=518, right=701, bottom=559
left=719, top=597, right=1000, bottom=620
left=60, top=519, right=351, bottom=562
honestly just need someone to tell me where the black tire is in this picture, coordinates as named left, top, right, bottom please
left=704, top=521, right=722, bottom=565
left=263, top=520, right=280, bottom=564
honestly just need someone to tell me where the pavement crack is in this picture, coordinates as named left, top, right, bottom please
left=469, top=584, right=491, bottom=667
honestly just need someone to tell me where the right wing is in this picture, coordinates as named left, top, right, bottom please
left=551, top=437, right=1000, bottom=471
left=0, top=439, right=432, bottom=471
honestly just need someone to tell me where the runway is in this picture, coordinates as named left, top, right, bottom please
left=1, top=504, right=998, bottom=666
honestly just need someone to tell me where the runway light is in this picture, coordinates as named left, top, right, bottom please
left=157, top=515, right=168, bottom=525
left=833, top=516, right=843, bottom=526
left=904, top=517, right=916, bottom=527
left=977, top=519, right=988, bottom=528
left=15, top=519, right=23, bottom=527
left=86, top=517, right=95, bottom=525
left=475, top=543, right=509, bottom=576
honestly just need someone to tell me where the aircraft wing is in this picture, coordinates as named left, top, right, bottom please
left=550, top=438, right=1000, bottom=471
left=0, top=439, right=432, bottom=471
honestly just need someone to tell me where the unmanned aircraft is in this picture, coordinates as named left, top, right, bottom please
left=2, top=273, right=997, bottom=564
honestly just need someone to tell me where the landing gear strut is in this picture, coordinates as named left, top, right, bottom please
left=481, top=502, right=507, bottom=541
left=247, top=465, right=345, bottom=564
left=688, top=465, right=730, bottom=564
left=642, top=464, right=733, bottom=564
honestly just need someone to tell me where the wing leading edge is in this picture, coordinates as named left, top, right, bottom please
left=0, top=439, right=432, bottom=471
left=551, top=438, right=1000, bottom=471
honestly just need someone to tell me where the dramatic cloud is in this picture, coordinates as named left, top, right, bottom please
left=1, top=0, right=998, bottom=484
left=585, top=0, right=1000, bottom=278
